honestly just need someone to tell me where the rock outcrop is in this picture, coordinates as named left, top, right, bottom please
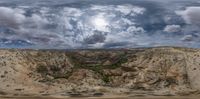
left=1, top=47, right=200, bottom=96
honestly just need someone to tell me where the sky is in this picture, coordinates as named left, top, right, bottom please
left=0, top=0, right=200, bottom=49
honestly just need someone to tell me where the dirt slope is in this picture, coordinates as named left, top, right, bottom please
left=1, top=47, right=200, bottom=97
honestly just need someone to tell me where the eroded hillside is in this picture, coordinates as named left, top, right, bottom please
left=1, top=47, right=200, bottom=97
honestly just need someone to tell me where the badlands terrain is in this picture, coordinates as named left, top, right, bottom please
left=1, top=47, right=200, bottom=98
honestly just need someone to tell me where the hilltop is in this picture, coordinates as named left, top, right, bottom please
left=0, top=47, right=200, bottom=97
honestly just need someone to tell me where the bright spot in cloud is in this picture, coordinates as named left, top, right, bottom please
left=92, top=14, right=109, bottom=32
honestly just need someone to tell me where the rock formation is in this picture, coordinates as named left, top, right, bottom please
left=0, top=47, right=200, bottom=97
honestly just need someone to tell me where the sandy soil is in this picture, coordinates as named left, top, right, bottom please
left=0, top=96, right=200, bottom=99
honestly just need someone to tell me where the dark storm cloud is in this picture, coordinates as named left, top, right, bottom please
left=83, top=31, right=106, bottom=44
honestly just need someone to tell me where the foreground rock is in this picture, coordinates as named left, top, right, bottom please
left=0, top=47, right=200, bottom=97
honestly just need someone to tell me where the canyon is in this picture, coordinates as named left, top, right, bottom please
left=0, top=47, right=200, bottom=98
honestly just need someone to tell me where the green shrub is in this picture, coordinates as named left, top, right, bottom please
left=36, top=65, right=48, bottom=73
left=102, top=75, right=110, bottom=83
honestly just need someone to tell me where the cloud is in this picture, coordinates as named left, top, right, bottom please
left=176, top=7, right=200, bottom=26
left=0, top=4, right=146, bottom=48
left=181, top=35, right=193, bottom=41
left=59, top=4, right=146, bottom=48
left=163, top=25, right=181, bottom=33
left=0, top=7, right=25, bottom=29
left=127, top=26, right=145, bottom=35
left=115, top=4, right=145, bottom=16
left=0, top=7, right=61, bottom=47
left=0, top=7, right=48, bottom=32
left=83, top=31, right=106, bottom=44
left=2, top=0, right=200, bottom=49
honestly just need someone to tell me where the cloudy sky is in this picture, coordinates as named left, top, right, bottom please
left=0, top=0, right=200, bottom=49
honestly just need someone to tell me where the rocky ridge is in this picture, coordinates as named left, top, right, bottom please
left=0, top=47, right=200, bottom=97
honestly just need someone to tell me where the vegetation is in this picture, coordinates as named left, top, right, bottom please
left=36, top=64, right=72, bottom=80
left=36, top=65, right=48, bottom=74
left=66, top=51, right=129, bottom=83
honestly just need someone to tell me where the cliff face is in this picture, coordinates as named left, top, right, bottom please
left=1, top=47, right=200, bottom=96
